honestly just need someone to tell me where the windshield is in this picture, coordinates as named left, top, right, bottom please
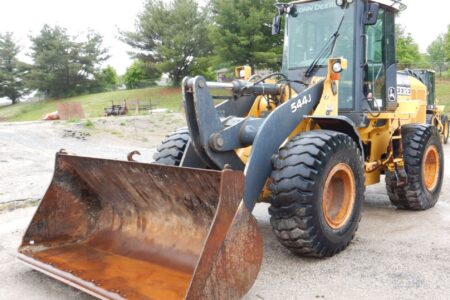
left=282, top=0, right=356, bottom=110
left=283, top=0, right=355, bottom=70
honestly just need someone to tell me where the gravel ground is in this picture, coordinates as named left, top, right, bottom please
left=0, top=117, right=449, bottom=300
left=0, top=114, right=185, bottom=205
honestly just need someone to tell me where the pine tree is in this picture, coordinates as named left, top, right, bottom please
left=29, top=25, right=109, bottom=98
left=121, top=0, right=211, bottom=85
left=0, top=32, right=29, bottom=104
left=210, top=0, right=283, bottom=72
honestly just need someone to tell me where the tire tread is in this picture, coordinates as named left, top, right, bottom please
left=269, top=131, right=364, bottom=258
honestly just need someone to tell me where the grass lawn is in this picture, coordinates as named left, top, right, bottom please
left=0, top=87, right=182, bottom=122
left=1, top=81, right=449, bottom=122
left=437, top=80, right=450, bottom=113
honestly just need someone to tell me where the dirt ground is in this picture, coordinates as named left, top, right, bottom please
left=0, top=114, right=186, bottom=206
left=0, top=115, right=449, bottom=300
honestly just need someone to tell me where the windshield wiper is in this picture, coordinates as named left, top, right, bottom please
left=304, top=9, right=347, bottom=78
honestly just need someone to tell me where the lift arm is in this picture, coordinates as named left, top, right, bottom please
left=183, top=76, right=324, bottom=211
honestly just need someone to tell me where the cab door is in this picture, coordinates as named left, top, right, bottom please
left=364, top=7, right=397, bottom=111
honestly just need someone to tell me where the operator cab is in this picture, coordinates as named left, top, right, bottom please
left=408, top=69, right=436, bottom=109
left=364, top=2, right=398, bottom=113
left=275, top=0, right=403, bottom=126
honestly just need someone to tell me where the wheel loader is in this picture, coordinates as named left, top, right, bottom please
left=400, top=69, right=449, bottom=144
left=18, top=0, right=446, bottom=299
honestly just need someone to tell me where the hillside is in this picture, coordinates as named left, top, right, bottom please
left=0, top=87, right=182, bottom=122
left=1, top=82, right=449, bottom=122
left=437, top=80, right=450, bottom=111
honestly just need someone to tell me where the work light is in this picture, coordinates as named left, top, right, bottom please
left=332, top=62, right=343, bottom=73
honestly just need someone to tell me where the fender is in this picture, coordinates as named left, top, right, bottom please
left=308, top=115, right=365, bottom=159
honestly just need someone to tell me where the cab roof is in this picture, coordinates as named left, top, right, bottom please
left=288, top=0, right=405, bottom=12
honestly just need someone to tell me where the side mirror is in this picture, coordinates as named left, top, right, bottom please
left=272, top=15, right=282, bottom=35
left=364, top=3, right=379, bottom=25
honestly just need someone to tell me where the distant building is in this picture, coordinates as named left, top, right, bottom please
left=156, top=74, right=171, bottom=86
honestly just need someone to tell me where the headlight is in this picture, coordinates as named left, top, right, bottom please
left=336, top=0, right=345, bottom=6
left=332, top=62, right=343, bottom=73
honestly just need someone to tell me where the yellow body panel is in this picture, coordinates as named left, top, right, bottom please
left=234, top=61, right=444, bottom=202
left=235, top=66, right=253, bottom=80
left=397, top=76, right=427, bottom=103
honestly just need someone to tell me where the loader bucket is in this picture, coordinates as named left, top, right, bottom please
left=18, top=153, right=263, bottom=300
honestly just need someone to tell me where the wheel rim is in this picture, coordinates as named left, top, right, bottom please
left=322, top=163, right=356, bottom=230
left=422, top=145, right=440, bottom=192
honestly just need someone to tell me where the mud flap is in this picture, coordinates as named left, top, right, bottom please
left=18, top=153, right=263, bottom=300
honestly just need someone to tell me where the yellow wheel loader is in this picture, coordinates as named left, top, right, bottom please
left=18, top=0, right=446, bottom=299
left=396, top=69, right=449, bottom=144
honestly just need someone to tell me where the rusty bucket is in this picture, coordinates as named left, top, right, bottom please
left=18, top=153, right=263, bottom=299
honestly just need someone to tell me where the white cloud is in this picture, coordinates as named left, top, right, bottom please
left=398, top=0, right=448, bottom=52
left=0, top=0, right=447, bottom=75
left=0, top=0, right=145, bottom=74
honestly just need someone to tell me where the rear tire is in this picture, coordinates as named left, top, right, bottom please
left=153, top=128, right=190, bottom=166
left=442, top=115, right=449, bottom=144
left=269, top=131, right=364, bottom=258
left=386, top=125, right=444, bottom=210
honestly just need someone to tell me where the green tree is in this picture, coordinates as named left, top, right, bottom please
left=396, top=25, right=424, bottom=69
left=0, top=32, right=29, bottom=104
left=29, top=25, right=109, bottom=98
left=123, top=60, right=161, bottom=89
left=210, top=0, right=283, bottom=73
left=444, top=25, right=450, bottom=64
left=121, top=0, right=211, bottom=85
left=189, top=56, right=217, bottom=81
left=98, top=66, right=119, bottom=90
left=427, top=34, right=447, bottom=77
left=85, top=65, right=120, bottom=93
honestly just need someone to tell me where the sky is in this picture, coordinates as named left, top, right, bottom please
left=0, top=0, right=145, bottom=74
left=0, top=0, right=447, bottom=75
left=397, top=0, right=449, bottom=51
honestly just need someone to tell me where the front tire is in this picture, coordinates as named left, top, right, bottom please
left=269, top=131, right=364, bottom=258
left=386, top=125, right=444, bottom=210
left=153, top=128, right=190, bottom=166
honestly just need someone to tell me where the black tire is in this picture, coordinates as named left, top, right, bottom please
left=153, top=128, right=190, bottom=166
left=426, top=114, right=433, bottom=125
left=386, top=125, right=444, bottom=210
left=269, top=131, right=364, bottom=258
left=442, top=115, right=449, bottom=144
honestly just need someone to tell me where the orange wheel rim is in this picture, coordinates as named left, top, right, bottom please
left=322, top=163, right=356, bottom=230
left=423, top=145, right=440, bottom=192
left=445, top=121, right=449, bottom=138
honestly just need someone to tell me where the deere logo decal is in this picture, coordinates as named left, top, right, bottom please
left=388, top=87, right=397, bottom=102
